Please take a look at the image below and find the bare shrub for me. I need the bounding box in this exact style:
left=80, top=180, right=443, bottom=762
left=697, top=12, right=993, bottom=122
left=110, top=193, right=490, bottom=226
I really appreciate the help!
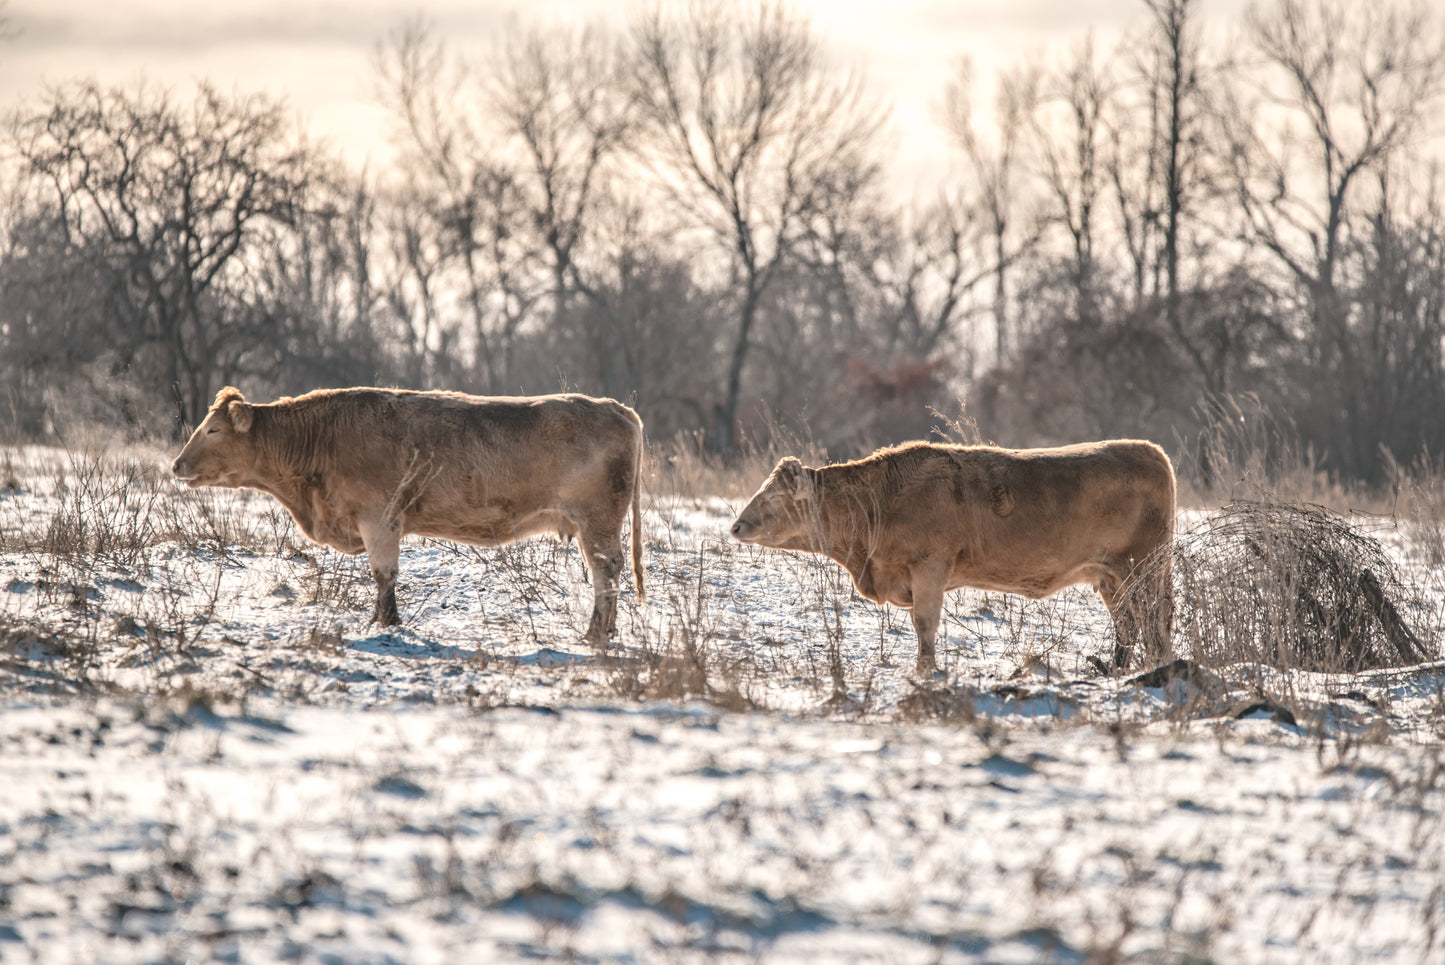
left=601, top=537, right=761, bottom=711
left=30, top=448, right=170, bottom=570
left=1169, top=498, right=1434, bottom=672
left=605, top=626, right=758, bottom=711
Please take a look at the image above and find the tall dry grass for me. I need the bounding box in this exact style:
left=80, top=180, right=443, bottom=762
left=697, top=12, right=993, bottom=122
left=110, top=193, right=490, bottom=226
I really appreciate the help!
left=1176, top=395, right=1366, bottom=510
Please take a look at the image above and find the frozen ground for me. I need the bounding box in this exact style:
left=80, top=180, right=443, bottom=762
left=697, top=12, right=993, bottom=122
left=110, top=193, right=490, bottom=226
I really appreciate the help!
left=2, top=443, right=1444, bottom=963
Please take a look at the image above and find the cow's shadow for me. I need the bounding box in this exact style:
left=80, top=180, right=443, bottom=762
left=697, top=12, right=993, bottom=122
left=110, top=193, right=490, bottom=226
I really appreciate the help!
left=349, top=632, right=605, bottom=669
left=350, top=632, right=483, bottom=662
left=513, top=646, right=597, bottom=668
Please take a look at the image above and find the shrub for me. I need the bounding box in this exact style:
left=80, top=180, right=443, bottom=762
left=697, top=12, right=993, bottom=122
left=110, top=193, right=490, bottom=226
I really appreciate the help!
left=1169, top=498, right=1433, bottom=672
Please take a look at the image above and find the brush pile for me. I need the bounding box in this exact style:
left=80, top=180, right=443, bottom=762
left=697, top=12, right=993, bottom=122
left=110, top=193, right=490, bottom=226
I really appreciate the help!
left=1171, top=499, right=1433, bottom=671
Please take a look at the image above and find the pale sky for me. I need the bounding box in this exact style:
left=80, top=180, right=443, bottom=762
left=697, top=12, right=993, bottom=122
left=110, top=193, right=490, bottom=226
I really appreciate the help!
left=0, top=0, right=1247, bottom=194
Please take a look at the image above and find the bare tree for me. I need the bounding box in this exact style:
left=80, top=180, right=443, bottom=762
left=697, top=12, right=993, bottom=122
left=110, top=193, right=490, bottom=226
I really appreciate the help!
left=1031, top=34, right=1115, bottom=315
left=629, top=0, right=886, bottom=453
left=11, top=81, right=313, bottom=431
left=486, top=18, right=636, bottom=329
left=246, top=167, right=398, bottom=392
left=865, top=195, right=995, bottom=372
left=557, top=194, right=723, bottom=432
left=1218, top=0, right=1445, bottom=475
left=0, top=204, right=113, bottom=436
left=374, top=20, right=542, bottom=391
left=1146, top=0, right=1201, bottom=320
left=1347, top=169, right=1445, bottom=477
left=1102, top=0, right=1276, bottom=399
left=943, top=59, right=1041, bottom=362
left=1225, top=0, right=1445, bottom=341
left=1108, top=0, right=1211, bottom=315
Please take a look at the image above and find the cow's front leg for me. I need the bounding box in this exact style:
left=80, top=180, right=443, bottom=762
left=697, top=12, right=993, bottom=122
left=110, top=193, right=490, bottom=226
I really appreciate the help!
left=360, top=515, right=403, bottom=627
left=908, top=560, right=949, bottom=677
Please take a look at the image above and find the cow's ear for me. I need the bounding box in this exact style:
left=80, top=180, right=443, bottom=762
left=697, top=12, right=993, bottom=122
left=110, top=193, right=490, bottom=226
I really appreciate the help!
left=227, top=400, right=254, bottom=434
left=775, top=457, right=814, bottom=501
left=793, top=464, right=816, bottom=503
left=775, top=457, right=803, bottom=488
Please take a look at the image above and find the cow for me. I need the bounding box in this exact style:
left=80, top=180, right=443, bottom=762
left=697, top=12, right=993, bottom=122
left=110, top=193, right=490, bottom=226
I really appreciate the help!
left=729, top=440, right=1175, bottom=675
left=171, top=386, right=645, bottom=646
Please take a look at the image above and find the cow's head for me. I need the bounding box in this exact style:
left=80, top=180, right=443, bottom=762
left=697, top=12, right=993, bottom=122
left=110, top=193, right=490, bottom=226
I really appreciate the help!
left=170, top=386, right=256, bottom=488
left=730, top=457, right=818, bottom=549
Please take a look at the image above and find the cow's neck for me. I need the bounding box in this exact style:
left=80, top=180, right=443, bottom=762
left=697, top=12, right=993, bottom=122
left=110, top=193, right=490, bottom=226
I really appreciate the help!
left=243, top=408, right=324, bottom=537
left=808, top=464, right=884, bottom=580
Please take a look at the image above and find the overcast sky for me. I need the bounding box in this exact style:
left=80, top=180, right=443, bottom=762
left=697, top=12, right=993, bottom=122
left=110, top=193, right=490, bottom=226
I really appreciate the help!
left=0, top=0, right=1247, bottom=193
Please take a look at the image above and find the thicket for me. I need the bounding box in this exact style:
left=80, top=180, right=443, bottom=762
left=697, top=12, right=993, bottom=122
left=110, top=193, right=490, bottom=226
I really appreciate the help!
left=3, top=0, right=1445, bottom=488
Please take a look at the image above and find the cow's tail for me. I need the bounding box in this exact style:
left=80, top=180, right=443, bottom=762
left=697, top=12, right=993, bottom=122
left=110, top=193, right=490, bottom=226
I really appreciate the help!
left=630, top=411, right=646, bottom=605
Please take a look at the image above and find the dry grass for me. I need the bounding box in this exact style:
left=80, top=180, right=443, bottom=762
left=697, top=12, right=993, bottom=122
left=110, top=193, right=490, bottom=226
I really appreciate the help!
left=648, top=428, right=830, bottom=502
left=1177, top=395, right=1366, bottom=511
left=0, top=446, right=371, bottom=702
left=1389, top=449, right=1445, bottom=567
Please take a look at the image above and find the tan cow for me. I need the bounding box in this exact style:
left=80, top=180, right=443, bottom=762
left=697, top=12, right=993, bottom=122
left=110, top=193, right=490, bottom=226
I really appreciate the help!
left=730, top=440, right=1175, bottom=675
left=172, top=386, right=644, bottom=645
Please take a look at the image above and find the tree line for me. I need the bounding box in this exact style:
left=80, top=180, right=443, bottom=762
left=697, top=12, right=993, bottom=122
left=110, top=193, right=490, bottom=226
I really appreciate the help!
left=2, top=0, right=1444, bottom=484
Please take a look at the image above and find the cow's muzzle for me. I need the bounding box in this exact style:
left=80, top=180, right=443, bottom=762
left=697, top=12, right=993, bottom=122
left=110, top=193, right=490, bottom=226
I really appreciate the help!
left=170, top=457, right=203, bottom=485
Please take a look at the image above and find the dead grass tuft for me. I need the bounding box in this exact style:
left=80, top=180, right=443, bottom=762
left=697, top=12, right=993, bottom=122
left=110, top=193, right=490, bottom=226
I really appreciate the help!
left=604, top=634, right=758, bottom=711
left=1389, top=449, right=1445, bottom=567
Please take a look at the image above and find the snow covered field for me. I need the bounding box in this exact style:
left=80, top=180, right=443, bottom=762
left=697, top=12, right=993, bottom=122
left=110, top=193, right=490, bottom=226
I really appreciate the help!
left=2, top=443, right=1444, bottom=963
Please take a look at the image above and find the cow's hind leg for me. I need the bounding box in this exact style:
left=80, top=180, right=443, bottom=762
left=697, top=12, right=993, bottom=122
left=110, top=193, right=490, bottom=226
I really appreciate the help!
left=1096, top=572, right=1138, bottom=673
left=360, top=516, right=403, bottom=627
left=1136, top=550, right=1174, bottom=665
left=579, top=526, right=625, bottom=649
left=1100, top=551, right=1174, bottom=672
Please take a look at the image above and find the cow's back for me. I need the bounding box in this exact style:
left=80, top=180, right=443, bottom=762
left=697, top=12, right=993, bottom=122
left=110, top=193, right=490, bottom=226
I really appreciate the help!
left=968, top=440, right=1173, bottom=540
left=254, top=388, right=641, bottom=547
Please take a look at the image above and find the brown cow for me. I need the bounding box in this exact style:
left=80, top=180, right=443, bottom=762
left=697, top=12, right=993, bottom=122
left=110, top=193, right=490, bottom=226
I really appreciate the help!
left=172, top=386, right=644, bottom=645
left=729, top=440, right=1174, bottom=675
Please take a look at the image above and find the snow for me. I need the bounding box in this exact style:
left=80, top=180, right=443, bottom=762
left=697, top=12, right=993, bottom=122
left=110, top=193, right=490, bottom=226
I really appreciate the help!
left=1, top=443, right=1444, bottom=963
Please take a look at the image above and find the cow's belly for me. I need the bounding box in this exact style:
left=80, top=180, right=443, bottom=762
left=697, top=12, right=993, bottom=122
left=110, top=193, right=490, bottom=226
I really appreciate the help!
left=409, top=506, right=575, bottom=547
left=855, top=555, right=1109, bottom=611
left=948, top=558, right=1110, bottom=599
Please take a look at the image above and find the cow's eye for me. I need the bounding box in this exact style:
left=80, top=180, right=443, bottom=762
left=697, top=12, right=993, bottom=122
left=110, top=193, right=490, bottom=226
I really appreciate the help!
left=206, top=427, right=220, bottom=435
